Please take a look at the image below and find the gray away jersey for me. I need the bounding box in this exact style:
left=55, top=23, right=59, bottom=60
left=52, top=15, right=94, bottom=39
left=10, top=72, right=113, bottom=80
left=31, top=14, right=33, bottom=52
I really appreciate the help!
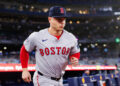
left=24, top=28, right=80, bottom=78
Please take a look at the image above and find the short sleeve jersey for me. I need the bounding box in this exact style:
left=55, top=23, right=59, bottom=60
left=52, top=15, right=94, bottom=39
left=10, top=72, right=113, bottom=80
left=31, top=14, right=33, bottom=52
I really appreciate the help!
left=24, top=28, right=80, bottom=78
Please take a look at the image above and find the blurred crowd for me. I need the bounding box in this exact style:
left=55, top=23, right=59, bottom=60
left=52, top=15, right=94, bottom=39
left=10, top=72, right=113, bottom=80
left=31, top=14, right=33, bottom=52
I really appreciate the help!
left=0, top=52, right=120, bottom=66
left=0, top=54, right=36, bottom=64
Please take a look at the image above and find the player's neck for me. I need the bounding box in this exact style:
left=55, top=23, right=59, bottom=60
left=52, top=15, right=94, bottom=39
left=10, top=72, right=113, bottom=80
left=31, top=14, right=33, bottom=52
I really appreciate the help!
left=48, top=27, right=63, bottom=36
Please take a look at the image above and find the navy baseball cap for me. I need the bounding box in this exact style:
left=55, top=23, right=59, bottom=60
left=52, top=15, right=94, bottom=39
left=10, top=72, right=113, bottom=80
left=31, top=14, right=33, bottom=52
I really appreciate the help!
left=48, top=6, right=68, bottom=17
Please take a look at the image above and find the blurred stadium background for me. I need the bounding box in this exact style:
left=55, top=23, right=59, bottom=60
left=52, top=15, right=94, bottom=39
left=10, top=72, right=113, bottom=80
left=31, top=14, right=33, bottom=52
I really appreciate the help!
left=0, top=0, right=120, bottom=86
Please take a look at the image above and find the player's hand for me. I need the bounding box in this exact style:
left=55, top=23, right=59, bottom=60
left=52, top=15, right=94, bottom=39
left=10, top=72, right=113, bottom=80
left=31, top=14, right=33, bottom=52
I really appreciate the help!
left=22, top=68, right=31, bottom=83
left=70, top=57, right=79, bottom=67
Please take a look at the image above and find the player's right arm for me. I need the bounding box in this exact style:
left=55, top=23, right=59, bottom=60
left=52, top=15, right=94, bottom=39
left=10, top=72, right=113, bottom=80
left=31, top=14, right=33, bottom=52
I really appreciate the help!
left=20, top=32, right=36, bottom=83
left=20, top=45, right=31, bottom=83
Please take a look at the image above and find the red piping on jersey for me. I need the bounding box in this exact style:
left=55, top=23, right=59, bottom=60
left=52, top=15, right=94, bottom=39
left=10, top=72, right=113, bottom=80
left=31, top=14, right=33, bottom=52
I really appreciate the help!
left=69, top=52, right=80, bottom=60
left=37, top=74, right=40, bottom=86
left=20, top=45, right=29, bottom=68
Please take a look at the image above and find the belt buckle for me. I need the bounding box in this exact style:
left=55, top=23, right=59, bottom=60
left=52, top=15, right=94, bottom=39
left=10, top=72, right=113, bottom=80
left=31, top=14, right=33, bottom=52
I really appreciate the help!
left=56, top=78, right=59, bottom=81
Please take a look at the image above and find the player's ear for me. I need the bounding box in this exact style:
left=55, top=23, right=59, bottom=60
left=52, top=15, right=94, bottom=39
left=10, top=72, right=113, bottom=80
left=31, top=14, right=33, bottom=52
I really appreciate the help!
left=48, top=17, right=51, bottom=22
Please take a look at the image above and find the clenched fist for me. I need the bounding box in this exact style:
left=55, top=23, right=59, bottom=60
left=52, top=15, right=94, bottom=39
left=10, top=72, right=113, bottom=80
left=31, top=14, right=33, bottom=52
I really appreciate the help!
left=22, top=68, right=31, bottom=83
left=70, top=57, right=79, bottom=66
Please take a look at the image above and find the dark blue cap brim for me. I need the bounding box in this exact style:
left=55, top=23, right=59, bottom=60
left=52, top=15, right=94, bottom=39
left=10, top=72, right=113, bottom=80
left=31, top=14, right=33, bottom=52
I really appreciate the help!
left=49, top=15, right=69, bottom=18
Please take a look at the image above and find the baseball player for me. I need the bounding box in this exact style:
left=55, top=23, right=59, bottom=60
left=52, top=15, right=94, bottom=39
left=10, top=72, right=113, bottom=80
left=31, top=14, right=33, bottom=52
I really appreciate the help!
left=20, top=6, right=80, bottom=86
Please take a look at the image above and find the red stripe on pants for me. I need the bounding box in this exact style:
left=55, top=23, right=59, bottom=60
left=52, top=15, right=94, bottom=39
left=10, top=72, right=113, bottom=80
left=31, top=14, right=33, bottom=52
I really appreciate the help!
left=37, top=74, right=40, bottom=86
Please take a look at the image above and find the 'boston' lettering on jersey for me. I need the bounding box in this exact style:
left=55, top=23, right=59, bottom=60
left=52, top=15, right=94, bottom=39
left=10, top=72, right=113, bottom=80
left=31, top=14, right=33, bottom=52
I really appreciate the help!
left=39, top=47, right=70, bottom=56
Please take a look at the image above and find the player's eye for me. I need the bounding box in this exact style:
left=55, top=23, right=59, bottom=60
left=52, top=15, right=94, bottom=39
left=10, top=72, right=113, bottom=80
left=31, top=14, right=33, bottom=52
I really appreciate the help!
left=55, top=18, right=65, bottom=22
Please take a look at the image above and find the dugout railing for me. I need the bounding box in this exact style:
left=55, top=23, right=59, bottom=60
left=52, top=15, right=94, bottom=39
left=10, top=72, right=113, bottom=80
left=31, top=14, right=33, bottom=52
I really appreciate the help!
left=65, top=73, right=120, bottom=86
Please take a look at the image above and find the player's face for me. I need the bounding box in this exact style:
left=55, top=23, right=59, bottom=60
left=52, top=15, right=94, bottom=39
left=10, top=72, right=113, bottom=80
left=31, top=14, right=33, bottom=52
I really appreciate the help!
left=49, top=17, right=66, bottom=31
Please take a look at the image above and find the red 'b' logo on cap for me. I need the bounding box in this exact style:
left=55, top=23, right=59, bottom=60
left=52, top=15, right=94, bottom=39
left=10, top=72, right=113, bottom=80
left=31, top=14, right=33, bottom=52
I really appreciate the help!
left=60, top=8, right=64, bottom=13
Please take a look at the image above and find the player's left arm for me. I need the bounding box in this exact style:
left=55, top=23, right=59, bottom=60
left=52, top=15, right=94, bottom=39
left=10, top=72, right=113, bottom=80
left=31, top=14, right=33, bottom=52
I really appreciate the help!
left=69, top=37, right=80, bottom=66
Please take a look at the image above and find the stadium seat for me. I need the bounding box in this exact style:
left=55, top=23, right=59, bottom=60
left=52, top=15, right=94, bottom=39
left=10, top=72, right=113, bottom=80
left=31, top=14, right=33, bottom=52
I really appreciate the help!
left=64, top=83, right=69, bottom=86
left=78, top=76, right=94, bottom=86
left=68, top=77, right=79, bottom=86
left=106, top=79, right=112, bottom=86
left=114, top=77, right=120, bottom=86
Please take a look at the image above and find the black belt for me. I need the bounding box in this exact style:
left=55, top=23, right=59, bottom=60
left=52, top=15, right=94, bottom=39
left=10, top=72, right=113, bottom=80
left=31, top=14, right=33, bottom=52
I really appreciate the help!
left=38, top=71, right=61, bottom=81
